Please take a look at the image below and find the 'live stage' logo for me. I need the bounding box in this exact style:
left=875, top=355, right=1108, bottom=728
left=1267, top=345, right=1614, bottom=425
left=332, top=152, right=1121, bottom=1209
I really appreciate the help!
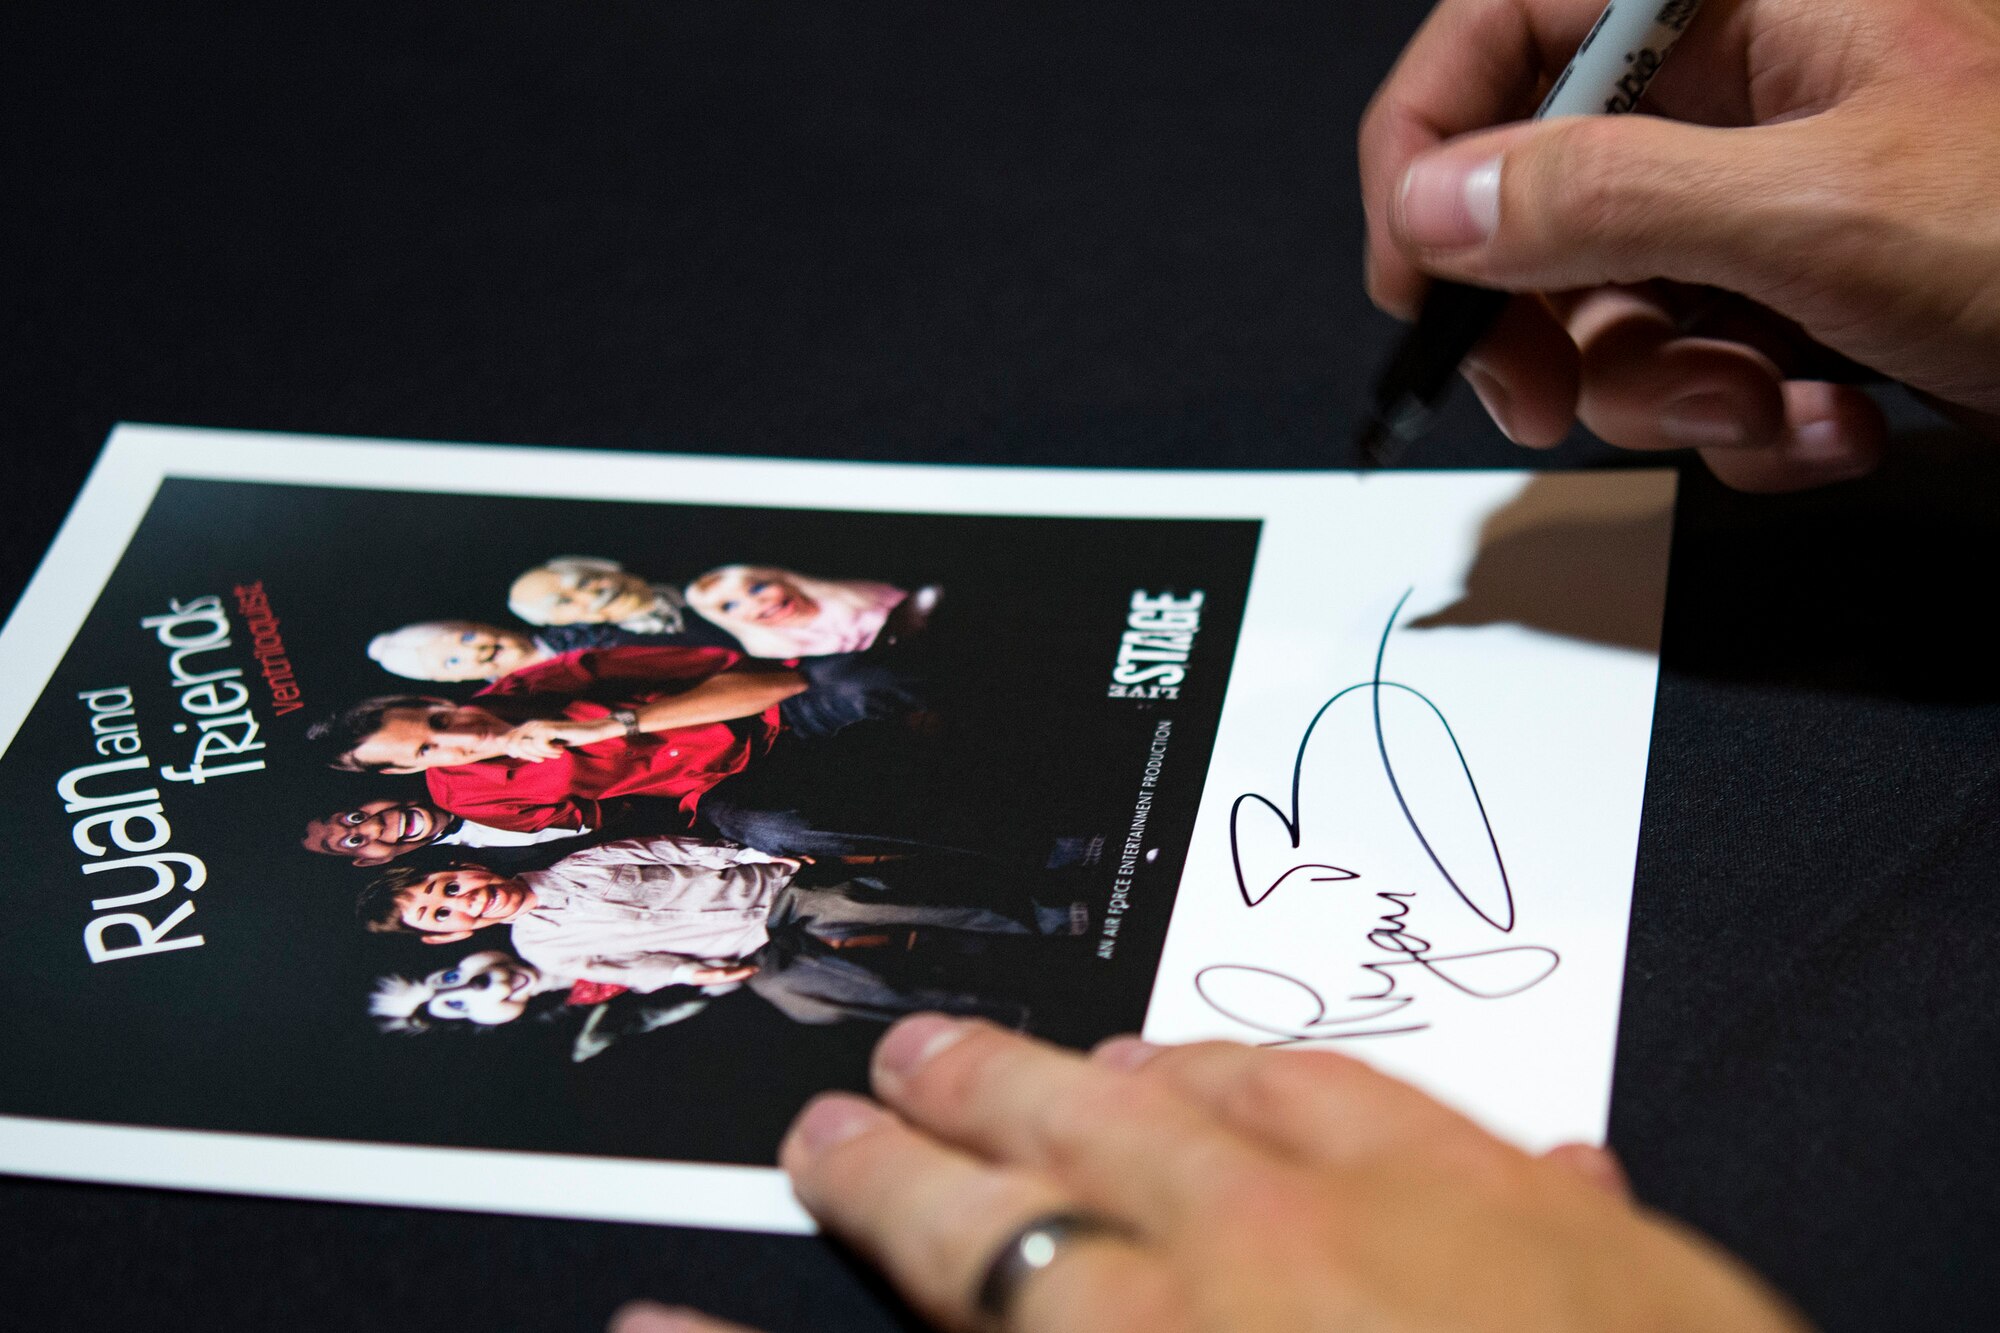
left=1106, top=590, right=1204, bottom=700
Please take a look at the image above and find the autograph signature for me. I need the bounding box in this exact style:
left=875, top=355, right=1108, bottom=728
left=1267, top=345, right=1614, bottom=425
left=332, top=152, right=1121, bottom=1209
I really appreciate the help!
left=1197, top=591, right=1559, bottom=1043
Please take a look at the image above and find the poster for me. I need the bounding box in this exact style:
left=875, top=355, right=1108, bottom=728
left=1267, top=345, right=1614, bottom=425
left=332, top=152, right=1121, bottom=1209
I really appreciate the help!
left=0, top=425, right=1673, bottom=1230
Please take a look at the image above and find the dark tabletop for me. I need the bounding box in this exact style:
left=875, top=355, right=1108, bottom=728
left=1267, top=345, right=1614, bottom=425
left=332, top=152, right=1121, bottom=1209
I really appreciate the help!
left=5, top=3, right=1995, bottom=1329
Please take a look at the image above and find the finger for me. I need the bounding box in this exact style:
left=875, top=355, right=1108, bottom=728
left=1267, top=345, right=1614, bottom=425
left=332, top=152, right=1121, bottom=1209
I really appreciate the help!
left=867, top=1015, right=1291, bottom=1234
left=1562, top=285, right=1788, bottom=452
left=1089, top=1038, right=1494, bottom=1170
left=1540, top=1142, right=1633, bottom=1200
left=1666, top=286, right=1845, bottom=378
left=1388, top=114, right=1848, bottom=314
left=781, top=1093, right=1183, bottom=1333
left=1360, top=0, right=1618, bottom=317
left=1461, top=293, right=1581, bottom=447
left=1698, top=380, right=1886, bottom=492
left=609, top=1302, right=765, bottom=1333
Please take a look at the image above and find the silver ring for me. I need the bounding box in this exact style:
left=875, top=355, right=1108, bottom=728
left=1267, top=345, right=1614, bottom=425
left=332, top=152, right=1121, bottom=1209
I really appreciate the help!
left=974, top=1209, right=1132, bottom=1325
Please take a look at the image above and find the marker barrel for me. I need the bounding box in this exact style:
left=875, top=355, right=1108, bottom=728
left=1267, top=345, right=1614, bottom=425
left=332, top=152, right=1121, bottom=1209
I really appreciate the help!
left=1539, top=0, right=1701, bottom=119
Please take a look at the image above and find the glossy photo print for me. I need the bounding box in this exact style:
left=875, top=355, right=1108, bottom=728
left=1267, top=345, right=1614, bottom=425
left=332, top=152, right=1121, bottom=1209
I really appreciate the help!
left=0, top=426, right=1673, bottom=1230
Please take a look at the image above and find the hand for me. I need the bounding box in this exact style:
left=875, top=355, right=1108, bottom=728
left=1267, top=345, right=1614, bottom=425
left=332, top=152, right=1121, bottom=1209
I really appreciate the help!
left=501, top=717, right=619, bottom=761
left=1362, top=0, right=2000, bottom=491
left=612, top=1018, right=1805, bottom=1333
left=685, top=963, right=758, bottom=986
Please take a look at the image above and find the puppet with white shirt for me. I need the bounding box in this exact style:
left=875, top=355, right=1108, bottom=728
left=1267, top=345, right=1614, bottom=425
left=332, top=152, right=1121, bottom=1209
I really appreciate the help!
left=367, top=949, right=710, bottom=1061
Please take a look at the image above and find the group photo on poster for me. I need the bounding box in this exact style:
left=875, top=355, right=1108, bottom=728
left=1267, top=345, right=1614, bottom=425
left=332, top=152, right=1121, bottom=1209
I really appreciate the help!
left=0, top=470, right=1256, bottom=1167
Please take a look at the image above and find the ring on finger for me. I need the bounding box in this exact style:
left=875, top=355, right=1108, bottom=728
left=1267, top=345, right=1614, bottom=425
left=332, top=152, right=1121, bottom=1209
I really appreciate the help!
left=974, top=1210, right=1135, bottom=1329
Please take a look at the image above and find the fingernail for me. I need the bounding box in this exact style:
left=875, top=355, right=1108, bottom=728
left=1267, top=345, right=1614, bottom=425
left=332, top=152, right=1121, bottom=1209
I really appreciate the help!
left=1462, top=360, right=1519, bottom=443
left=609, top=1302, right=708, bottom=1333
left=785, top=1093, right=886, bottom=1163
left=872, top=1013, right=971, bottom=1093
left=1661, top=393, right=1749, bottom=448
left=1398, top=154, right=1501, bottom=250
left=1790, top=417, right=1847, bottom=463
left=1786, top=416, right=1877, bottom=479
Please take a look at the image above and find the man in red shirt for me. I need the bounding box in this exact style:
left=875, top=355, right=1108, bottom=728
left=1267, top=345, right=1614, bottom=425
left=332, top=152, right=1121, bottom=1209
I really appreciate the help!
left=312, top=646, right=801, bottom=834
left=310, top=645, right=955, bottom=858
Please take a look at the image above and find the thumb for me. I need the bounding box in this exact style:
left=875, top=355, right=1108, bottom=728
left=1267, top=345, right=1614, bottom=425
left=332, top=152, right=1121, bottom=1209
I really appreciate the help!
left=1391, top=115, right=1832, bottom=305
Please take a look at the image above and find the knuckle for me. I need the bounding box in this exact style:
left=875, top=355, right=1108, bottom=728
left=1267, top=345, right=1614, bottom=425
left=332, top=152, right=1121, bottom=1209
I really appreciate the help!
left=1029, top=1073, right=1166, bottom=1171
left=1355, top=89, right=1413, bottom=181
left=1221, top=1049, right=1372, bottom=1134
left=1234, top=1049, right=1357, bottom=1113
left=1355, top=97, right=1390, bottom=171
left=1222, top=1057, right=1320, bottom=1129
left=1171, top=1134, right=1303, bottom=1226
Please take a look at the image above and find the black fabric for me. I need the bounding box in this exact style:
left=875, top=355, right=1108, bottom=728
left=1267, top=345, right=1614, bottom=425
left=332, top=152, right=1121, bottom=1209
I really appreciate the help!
left=3, top=3, right=1994, bottom=1330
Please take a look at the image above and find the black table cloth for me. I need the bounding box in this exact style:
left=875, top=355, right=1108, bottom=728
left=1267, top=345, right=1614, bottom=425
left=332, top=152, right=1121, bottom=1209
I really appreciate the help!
left=4, top=4, right=1994, bottom=1329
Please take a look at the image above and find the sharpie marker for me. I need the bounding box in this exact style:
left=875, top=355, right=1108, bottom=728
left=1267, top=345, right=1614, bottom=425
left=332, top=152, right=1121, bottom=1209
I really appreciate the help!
left=1355, top=0, right=1706, bottom=467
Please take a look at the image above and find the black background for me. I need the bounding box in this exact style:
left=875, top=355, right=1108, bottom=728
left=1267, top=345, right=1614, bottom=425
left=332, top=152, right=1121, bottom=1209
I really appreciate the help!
left=4, top=2, right=1996, bottom=1330
left=0, top=474, right=1253, bottom=1164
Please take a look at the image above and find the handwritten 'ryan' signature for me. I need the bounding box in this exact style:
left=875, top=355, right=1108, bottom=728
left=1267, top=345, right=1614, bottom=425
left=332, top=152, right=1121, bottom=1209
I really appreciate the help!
left=1196, top=591, right=1559, bottom=1043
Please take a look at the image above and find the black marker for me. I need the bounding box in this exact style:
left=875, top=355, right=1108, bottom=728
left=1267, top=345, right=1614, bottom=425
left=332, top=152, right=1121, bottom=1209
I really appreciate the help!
left=1356, top=0, right=1706, bottom=467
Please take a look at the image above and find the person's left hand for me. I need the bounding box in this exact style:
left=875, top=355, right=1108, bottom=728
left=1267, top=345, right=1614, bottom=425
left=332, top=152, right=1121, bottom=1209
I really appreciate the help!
left=609, top=1016, right=1804, bottom=1333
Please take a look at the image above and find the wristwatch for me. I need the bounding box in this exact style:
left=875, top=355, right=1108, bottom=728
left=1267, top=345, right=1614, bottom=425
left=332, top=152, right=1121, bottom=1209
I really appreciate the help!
left=610, top=707, right=643, bottom=738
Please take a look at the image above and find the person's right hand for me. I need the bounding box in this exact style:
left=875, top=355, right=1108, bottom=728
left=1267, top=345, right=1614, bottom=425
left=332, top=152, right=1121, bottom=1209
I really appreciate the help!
left=1362, top=0, right=2000, bottom=491
left=502, top=717, right=619, bottom=762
